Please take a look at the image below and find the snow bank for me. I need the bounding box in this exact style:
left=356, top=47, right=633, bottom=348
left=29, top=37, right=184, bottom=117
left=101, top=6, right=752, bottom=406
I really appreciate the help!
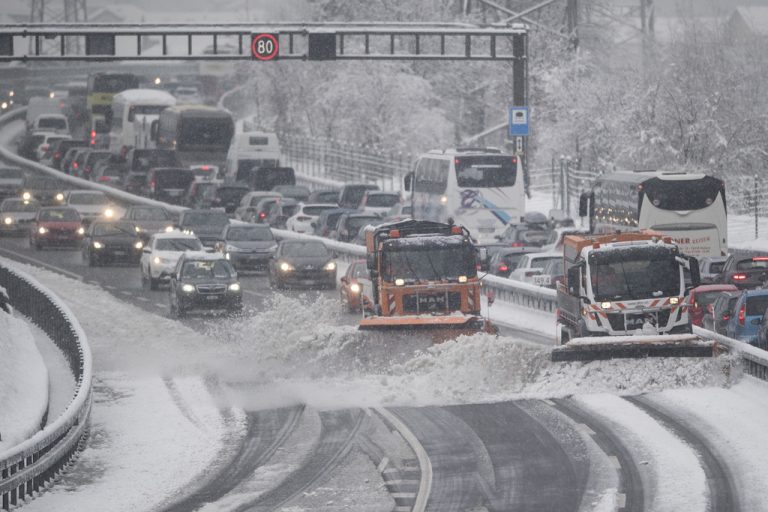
left=576, top=394, right=707, bottom=512
left=0, top=310, right=49, bottom=449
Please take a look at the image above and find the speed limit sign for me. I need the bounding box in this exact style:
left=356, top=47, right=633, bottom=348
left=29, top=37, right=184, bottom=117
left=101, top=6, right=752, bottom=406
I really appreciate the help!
left=251, top=33, right=279, bottom=61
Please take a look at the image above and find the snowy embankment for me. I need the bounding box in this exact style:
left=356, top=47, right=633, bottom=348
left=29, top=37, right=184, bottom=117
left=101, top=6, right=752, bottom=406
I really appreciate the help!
left=0, top=306, right=49, bottom=450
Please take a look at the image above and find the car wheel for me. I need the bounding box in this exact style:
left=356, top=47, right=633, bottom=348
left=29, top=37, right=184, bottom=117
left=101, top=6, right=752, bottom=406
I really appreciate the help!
left=149, top=276, right=159, bottom=291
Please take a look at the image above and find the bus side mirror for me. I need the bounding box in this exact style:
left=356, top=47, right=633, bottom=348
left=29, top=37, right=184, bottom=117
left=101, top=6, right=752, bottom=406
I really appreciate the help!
left=688, top=257, right=701, bottom=288
left=150, top=120, right=159, bottom=142
left=578, top=192, right=590, bottom=218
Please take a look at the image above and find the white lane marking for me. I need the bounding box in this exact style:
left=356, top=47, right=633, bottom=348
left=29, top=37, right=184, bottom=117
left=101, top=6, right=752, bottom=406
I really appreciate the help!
left=136, top=296, right=150, bottom=302
left=608, top=455, right=621, bottom=469
left=390, top=493, right=417, bottom=499
left=374, top=408, right=432, bottom=512
left=119, top=290, right=132, bottom=296
left=0, top=246, right=82, bottom=280
left=385, top=479, right=421, bottom=486
left=377, top=457, right=390, bottom=472
left=155, top=303, right=165, bottom=308
left=575, top=422, right=596, bottom=436
left=543, top=399, right=556, bottom=406
left=616, top=493, right=627, bottom=508
left=104, top=285, right=117, bottom=290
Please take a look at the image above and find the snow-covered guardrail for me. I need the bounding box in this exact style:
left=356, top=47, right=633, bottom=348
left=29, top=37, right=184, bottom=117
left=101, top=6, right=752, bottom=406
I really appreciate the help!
left=0, top=262, right=92, bottom=511
left=693, top=326, right=768, bottom=381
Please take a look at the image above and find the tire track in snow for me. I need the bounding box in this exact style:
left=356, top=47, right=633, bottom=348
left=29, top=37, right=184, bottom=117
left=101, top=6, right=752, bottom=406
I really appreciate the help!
left=625, top=396, right=739, bottom=512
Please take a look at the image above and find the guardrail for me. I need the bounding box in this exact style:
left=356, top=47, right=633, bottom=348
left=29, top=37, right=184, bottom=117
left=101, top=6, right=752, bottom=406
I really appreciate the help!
left=0, top=262, right=93, bottom=511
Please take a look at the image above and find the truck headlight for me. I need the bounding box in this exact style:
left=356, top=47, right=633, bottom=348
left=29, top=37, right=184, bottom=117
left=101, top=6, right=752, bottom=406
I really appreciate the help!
left=181, top=283, right=195, bottom=293
left=324, top=261, right=336, bottom=271
left=350, top=283, right=361, bottom=293
left=601, top=301, right=612, bottom=309
left=55, top=193, right=64, bottom=202
left=3, top=217, right=12, bottom=225
left=104, top=208, right=114, bottom=218
left=22, top=192, right=31, bottom=200
left=38, top=226, right=48, bottom=234
left=77, top=226, right=85, bottom=235
left=395, top=278, right=405, bottom=286
left=669, top=297, right=680, bottom=305
left=134, top=241, right=144, bottom=249
left=279, top=262, right=294, bottom=272
left=229, top=283, right=241, bottom=292
left=93, top=241, right=103, bottom=249
left=458, top=275, right=468, bottom=283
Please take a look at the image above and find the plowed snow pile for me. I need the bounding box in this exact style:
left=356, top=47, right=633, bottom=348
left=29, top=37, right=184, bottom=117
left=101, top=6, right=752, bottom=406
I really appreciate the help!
left=204, top=295, right=735, bottom=410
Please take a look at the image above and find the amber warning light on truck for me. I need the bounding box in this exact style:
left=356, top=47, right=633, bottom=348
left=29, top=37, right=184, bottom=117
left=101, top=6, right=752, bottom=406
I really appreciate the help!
left=251, top=33, right=279, bottom=61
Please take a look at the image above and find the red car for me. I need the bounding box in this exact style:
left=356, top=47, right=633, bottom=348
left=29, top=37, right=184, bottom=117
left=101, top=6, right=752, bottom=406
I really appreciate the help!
left=339, top=259, right=371, bottom=313
left=687, top=284, right=739, bottom=327
left=30, top=206, right=85, bottom=250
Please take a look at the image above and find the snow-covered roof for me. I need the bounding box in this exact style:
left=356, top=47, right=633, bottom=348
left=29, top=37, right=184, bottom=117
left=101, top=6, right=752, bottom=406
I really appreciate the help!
left=113, top=89, right=176, bottom=105
left=150, top=231, right=199, bottom=241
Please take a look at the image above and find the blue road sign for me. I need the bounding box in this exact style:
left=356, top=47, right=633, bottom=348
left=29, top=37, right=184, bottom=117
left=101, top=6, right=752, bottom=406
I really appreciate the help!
left=509, top=106, right=529, bottom=137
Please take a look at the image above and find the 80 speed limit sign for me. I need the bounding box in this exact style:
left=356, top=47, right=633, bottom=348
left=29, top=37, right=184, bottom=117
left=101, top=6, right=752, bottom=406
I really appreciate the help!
left=251, top=33, right=279, bottom=61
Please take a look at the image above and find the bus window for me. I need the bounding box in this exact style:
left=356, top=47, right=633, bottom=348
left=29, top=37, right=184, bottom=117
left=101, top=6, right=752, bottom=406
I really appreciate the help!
left=642, top=176, right=723, bottom=211
left=455, top=156, right=517, bottom=188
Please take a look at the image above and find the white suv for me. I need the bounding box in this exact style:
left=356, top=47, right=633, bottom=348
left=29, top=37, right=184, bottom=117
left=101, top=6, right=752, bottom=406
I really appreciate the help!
left=285, top=203, right=338, bottom=234
left=140, top=231, right=206, bottom=290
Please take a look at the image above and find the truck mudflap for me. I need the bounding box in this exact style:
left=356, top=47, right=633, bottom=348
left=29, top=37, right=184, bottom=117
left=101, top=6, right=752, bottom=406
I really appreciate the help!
left=551, top=334, right=718, bottom=362
left=359, top=315, right=497, bottom=341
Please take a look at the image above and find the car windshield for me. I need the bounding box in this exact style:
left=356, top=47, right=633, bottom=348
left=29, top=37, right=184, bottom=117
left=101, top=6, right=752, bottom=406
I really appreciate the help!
left=590, top=248, right=681, bottom=301
left=182, top=260, right=234, bottom=279
left=184, top=212, right=229, bottom=227
left=382, top=244, right=477, bottom=281
left=708, top=262, right=725, bottom=274
left=695, top=291, right=726, bottom=308
left=736, top=259, right=768, bottom=270
left=0, top=169, right=24, bottom=180
left=282, top=242, right=329, bottom=257
left=227, top=227, right=274, bottom=242
left=216, top=187, right=249, bottom=201
left=746, top=295, right=768, bottom=316
left=2, top=200, right=39, bottom=212
left=26, top=179, right=60, bottom=190
left=303, top=205, right=336, bottom=216
left=69, top=193, right=109, bottom=205
left=155, top=238, right=203, bottom=251
left=131, top=207, right=170, bottom=221
left=179, top=118, right=232, bottom=147
left=39, top=209, right=79, bottom=221
left=366, top=194, right=400, bottom=207
left=93, top=222, right=136, bottom=236
left=38, top=117, right=66, bottom=129
left=530, top=256, right=561, bottom=269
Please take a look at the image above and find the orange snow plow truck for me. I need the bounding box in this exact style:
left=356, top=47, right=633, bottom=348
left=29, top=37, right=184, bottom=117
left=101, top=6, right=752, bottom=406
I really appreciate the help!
left=359, top=219, right=496, bottom=339
left=552, top=231, right=717, bottom=361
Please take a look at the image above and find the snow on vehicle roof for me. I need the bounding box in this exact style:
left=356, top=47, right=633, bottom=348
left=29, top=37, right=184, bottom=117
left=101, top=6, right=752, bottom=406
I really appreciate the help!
left=151, top=231, right=199, bottom=240
left=181, top=252, right=227, bottom=262
left=386, top=234, right=468, bottom=248
left=113, top=89, right=176, bottom=104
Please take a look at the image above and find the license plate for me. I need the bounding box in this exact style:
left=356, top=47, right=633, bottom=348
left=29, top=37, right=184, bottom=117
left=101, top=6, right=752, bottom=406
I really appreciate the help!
left=533, top=275, right=551, bottom=285
left=205, top=295, right=221, bottom=301
left=302, top=279, right=317, bottom=284
left=113, top=250, right=126, bottom=256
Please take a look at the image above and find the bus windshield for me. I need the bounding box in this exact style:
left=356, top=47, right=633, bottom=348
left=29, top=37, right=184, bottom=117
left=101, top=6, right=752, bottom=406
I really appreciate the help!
left=642, top=176, right=723, bottom=211
left=590, top=247, right=681, bottom=301
left=179, top=118, right=233, bottom=148
left=456, top=155, right=517, bottom=188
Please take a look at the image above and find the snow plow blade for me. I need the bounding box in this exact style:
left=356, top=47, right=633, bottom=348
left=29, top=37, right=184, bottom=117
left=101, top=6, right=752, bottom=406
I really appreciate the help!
left=359, top=315, right=496, bottom=340
left=551, top=334, right=717, bottom=362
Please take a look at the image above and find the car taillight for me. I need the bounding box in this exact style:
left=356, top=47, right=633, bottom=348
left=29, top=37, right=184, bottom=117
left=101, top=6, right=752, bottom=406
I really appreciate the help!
left=259, top=212, right=266, bottom=219
left=41, top=144, right=49, bottom=151
left=73, top=162, right=79, bottom=169
left=511, top=242, right=524, bottom=247
left=738, top=303, right=746, bottom=326
left=54, top=151, right=61, bottom=159
left=150, top=180, right=156, bottom=191
left=733, top=273, right=748, bottom=281
left=85, top=165, right=92, bottom=173
left=98, top=176, right=110, bottom=182
left=498, top=265, right=509, bottom=272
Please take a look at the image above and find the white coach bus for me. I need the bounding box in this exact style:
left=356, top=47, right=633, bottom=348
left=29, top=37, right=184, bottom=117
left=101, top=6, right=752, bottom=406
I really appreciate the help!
left=410, top=147, right=525, bottom=243
left=109, top=89, right=176, bottom=153
left=580, top=170, right=727, bottom=258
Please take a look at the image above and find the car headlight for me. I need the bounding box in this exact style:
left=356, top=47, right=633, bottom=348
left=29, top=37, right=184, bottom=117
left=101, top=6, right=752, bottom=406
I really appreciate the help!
left=1, top=102, right=7, bottom=110
left=229, top=283, right=241, bottom=292
left=279, top=261, right=294, bottom=272
left=153, top=256, right=171, bottom=265
left=3, top=217, right=12, bottom=225
left=104, top=208, right=114, bottom=218
left=135, top=226, right=142, bottom=233
left=38, top=226, right=48, bottom=234
left=55, top=193, right=64, bottom=202
left=22, top=192, right=31, bottom=200
left=164, top=225, right=174, bottom=233
left=181, top=283, right=195, bottom=293
left=350, top=283, right=361, bottom=293
left=77, top=226, right=85, bottom=235
left=92, top=241, right=103, bottom=249
left=324, top=261, right=336, bottom=271
left=225, top=253, right=230, bottom=260
left=134, top=241, right=143, bottom=249
left=669, top=297, right=680, bottom=305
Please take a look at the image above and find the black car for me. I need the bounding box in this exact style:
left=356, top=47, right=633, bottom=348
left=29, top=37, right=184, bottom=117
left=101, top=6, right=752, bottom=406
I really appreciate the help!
left=21, top=177, right=65, bottom=206
left=0, top=167, right=24, bottom=200
left=705, top=291, right=740, bottom=335
left=143, top=167, right=195, bottom=204
left=216, top=224, right=276, bottom=271
left=488, top=247, right=538, bottom=277
left=82, top=220, right=144, bottom=266
left=177, top=209, right=230, bottom=247
left=268, top=240, right=337, bottom=289
left=51, top=139, right=88, bottom=170
left=211, top=183, right=251, bottom=214
left=169, top=253, right=242, bottom=317
left=497, top=223, right=552, bottom=248
left=718, top=255, right=768, bottom=290
left=330, top=212, right=381, bottom=243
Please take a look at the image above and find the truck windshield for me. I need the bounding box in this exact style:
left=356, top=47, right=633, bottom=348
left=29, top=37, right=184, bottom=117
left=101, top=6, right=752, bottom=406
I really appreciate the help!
left=382, top=244, right=477, bottom=282
left=590, top=250, right=680, bottom=301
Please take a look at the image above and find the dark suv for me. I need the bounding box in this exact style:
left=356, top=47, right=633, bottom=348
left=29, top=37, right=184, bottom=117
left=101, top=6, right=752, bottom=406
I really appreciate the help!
left=718, top=255, right=768, bottom=289
left=143, top=167, right=195, bottom=204
left=169, top=253, right=242, bottom=317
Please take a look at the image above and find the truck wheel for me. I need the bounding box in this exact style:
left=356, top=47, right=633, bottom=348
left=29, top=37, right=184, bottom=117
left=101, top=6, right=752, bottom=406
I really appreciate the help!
left=559, top=325, right=571, bottom=345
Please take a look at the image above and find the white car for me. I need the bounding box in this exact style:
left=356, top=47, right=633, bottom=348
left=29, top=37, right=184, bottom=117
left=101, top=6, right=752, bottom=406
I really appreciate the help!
left=64, top=190, right=123, bottom=223
left=174, top=86, right=203, bottom=105
left=285, top=203, right=338, bottom=234
left=140, top=231, right=206, bottom=290
left=358, top=191, right=401, bottom=217
left=508, top=252, right=562, bottom=285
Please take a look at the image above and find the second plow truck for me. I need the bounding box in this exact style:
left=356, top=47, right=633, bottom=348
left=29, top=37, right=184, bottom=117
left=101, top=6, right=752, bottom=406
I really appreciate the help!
left=553, top=231, right=716, bottom=361
left=359, top=219, right=496, bottom=340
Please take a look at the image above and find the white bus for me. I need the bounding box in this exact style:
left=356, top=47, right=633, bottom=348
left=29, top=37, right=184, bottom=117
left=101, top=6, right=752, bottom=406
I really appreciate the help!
left=154, top=105, right=234, bottom=169
left=109, top=89, right=176, bottom=153
left=580, top=170, right=727, bottom=258
left=410, top=148, right=525, bottom=243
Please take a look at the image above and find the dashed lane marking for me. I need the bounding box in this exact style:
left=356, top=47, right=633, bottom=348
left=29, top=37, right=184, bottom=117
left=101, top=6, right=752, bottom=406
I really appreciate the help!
left=104, top=285, right=117, bottom=290
left=608, top=455, right=622, bottom=469
left=617, top=493, right=627, bottom=508
left=155, top=303, right=165, bottom=308
left=119, top=290, right=132, bottom=296
left=575, top=422, right=596, bottom=436
left=136, top=296, right=150, bottom=302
